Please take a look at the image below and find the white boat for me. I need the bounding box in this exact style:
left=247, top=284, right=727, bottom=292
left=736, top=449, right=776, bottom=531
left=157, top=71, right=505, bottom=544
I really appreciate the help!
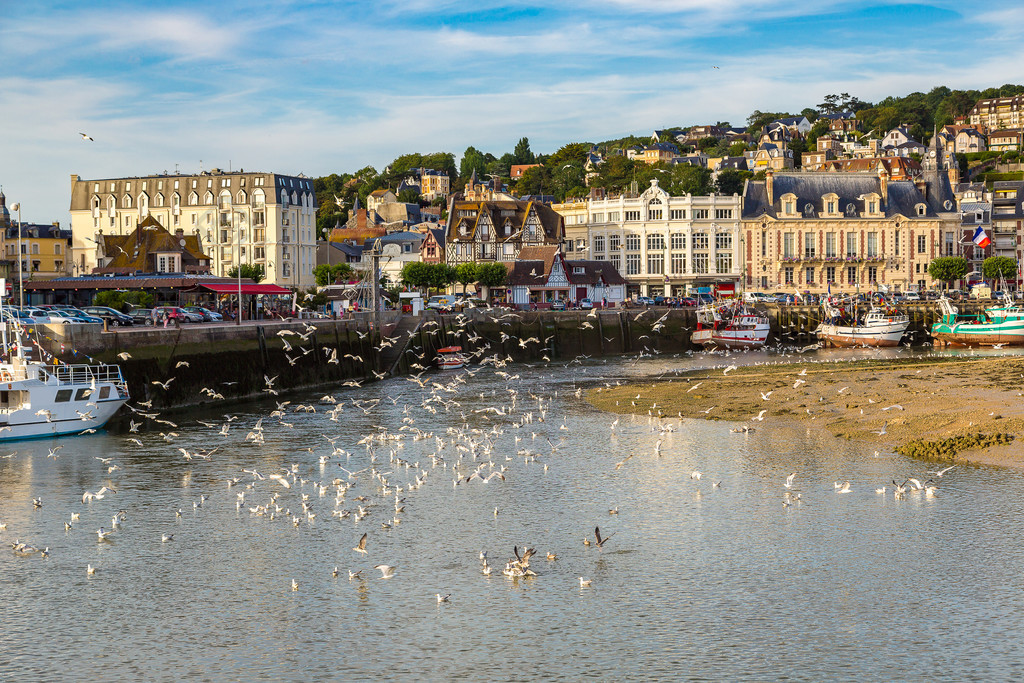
left=0, top=320, right=129, bottom=440
left=437, top=346, right=467, bottom=370
left=691, top=301, right=770, bottom=349
left=816, top=298, right=909, bottom=348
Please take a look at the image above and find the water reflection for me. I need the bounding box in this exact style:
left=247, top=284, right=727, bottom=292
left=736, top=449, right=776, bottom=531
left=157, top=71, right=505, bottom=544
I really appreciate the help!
left=2, top=350, right=1024, bottom=679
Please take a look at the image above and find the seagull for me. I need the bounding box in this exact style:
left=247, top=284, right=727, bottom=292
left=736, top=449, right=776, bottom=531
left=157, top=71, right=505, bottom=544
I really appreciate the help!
left=785, top=472, right=796, bottom=489
left=752, top=410, right=767, bottom=422
left=928, top=465, right=956, bottom=478
left=161, top=533, right=174, bottom=542
left=97, top=526, right=115, bottom=541
left=151, top=378, right=175, bottom=390
left=579, top=577, right=593, bottom=587
left=117, top=352, right=132, bottom=360
left=436, top=593, right=451, bottom=603
left=837, top=481, right=851, bottom=493
left=690, top=471, right=702, bottom=480
left=872, top=422, right=888, bottom=436
left=593, top=526, right=614, bottom=549
left=87, top=564, right=97, bottom=575
left=374, top=564, right=396, bottom=579
left=80, top=132, right=94, bottom=141
left=760, top=391, right=773, bottom=401
left=292, top=579, right=299, bottom=591
left=353, top=532, right=368, bottom=554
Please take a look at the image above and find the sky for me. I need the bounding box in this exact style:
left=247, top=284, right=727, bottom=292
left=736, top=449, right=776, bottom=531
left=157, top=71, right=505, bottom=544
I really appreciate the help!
left=3, top=0, right=1024, bottom=223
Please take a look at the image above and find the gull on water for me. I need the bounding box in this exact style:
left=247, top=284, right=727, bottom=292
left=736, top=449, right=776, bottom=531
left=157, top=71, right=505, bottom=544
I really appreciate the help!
left=375, top=564, right=396, bottom=579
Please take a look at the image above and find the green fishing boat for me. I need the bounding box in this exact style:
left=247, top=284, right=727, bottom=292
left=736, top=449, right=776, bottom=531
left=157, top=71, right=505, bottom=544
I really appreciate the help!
left=931, top=294, right=1024, bottom=346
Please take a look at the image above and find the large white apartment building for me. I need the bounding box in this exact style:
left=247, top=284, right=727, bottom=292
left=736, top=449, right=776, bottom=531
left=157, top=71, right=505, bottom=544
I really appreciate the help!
left=558, top=180, right=743, bottom=298
left=69, top=169, right=318, bottom=289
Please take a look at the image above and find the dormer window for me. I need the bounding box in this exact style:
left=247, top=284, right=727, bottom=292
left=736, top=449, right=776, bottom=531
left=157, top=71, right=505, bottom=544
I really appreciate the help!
left=916, top=203, right=927, bottom=217
left=573, top=266, right=585, bottom=275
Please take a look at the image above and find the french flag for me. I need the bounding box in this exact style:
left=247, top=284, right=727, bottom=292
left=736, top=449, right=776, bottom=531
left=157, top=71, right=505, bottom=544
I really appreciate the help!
left=973, top=226, right=991, bottom=248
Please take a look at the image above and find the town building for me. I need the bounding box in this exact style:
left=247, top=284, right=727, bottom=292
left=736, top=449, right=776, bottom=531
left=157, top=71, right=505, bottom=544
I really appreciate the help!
left=740, top=137, right=961, bottom=295
left=420, top=227, right=446, bottom=264
left=505, top=245, right=626, bottom=307
left=445, top=173, right=564, bottom=267
left=510, top=164, right=542, bottom=180
left=959, top=197, right=992, bottom=280
left=990, top=181, right=1024, bottom=271
left=93, top=215, right=210, bottom=274
left=988, top=129, right=1023, bottom=152
left=969, top=95, right=1024, bottom=131
left=361, top=231, right=425, bottom=286
left=582, top=179, right=743, bottom=299
left=68, top=170, right=318, bottom=290
left=637, top=143, right=679, bottom=165
left=0, top=191, right=69, bottom=284
left=817, top=157, right=922, bottom=182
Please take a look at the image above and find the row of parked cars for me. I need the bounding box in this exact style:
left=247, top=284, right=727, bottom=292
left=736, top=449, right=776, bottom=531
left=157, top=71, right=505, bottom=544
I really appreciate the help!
left=0, top=304, right=224, bottom=326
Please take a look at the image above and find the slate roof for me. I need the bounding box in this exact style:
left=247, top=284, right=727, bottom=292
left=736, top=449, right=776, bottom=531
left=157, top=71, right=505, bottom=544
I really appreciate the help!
left=742, top=172, right=955, bottom=219
left=564, top=260, right=627, bottom=286
left=5, top=223, right=71, bottom=240
left=96, top=215, right=209, bottom=273
left=448, top=199, right=563, bottom=245
left=820, top=111, right=856, bottom=120
left=506, top=260, right=550, bottom=286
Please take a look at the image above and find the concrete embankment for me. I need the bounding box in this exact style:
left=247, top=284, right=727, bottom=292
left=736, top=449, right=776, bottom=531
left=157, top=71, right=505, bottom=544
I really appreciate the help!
left=35, top=313, right=399, bottom=410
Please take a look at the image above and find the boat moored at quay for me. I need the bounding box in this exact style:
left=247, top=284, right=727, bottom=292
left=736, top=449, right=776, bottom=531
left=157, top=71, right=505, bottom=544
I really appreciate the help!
left=691, top=301, right=771, bottom=350
left=815, top=297, right=909, bottom=348
left=931, top=295, right=1024, bottom=347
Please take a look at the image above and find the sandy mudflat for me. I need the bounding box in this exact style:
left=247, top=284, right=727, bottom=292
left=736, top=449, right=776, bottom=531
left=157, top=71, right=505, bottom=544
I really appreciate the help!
left=587, top=356, right=1024, bottom=468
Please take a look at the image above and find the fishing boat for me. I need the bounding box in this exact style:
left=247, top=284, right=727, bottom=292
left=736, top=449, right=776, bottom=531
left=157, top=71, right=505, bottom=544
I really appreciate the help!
left=0, top=318, right=129, bottom=440
left=931, top=294, right=1024, bottom=346
left=437, top=346, right=467, bottom=370
left=815, top=297, right=909, bottom=347
left=691, top=300, right=770, bottom=350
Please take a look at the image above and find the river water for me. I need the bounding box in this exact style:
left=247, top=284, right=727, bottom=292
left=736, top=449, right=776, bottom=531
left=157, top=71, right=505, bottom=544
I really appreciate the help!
left=3, top=349, right=1024, bottom=681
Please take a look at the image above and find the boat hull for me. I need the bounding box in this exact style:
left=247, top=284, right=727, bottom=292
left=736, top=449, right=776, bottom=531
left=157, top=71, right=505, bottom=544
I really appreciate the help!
left=0, top=397, right=126, bottom=440
left=817, top=323, right=908, bottom=348
left=691, top=328, right=769, bottom=350
left=931, top=323, right=1024, bottom=347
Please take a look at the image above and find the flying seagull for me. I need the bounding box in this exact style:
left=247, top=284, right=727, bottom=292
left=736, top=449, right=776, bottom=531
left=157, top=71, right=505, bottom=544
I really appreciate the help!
left=80, top=132, right=94, bottom=141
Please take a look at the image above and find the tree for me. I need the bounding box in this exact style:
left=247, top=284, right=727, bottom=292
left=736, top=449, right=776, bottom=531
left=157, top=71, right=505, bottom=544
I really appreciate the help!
left=983, top=256, right=1017, bottom=283
left=715, top=168, right=753, bottom=196
left=928, top=256, right=969, bottom=288
left=475, top=262, right=508, bottom=299
left=547, top=142, right=591, bottom=169
left=696, top=136, right=719, bottom=151
left=399, top=262, right=432, bottom=290
left=454, top=262, right=479, bottom=293
left=397, top=188, right=420, bottom=204
left=663, top=164, right=713, bottom=196
left=460, top=146, right=488, bottom=179
left=805, top=119, right=831, bottom=147
left=800, top=107, right=819, bottom=122
left=513, top=137, right=535, bottom=165
left=428, top=263, right=456, bottom=291
left=93, top=289, right=153, bottom=311
left=727, top=142, right=749, bottom=157
left=314, top=263, right=355, bottom=287
left=227, top=263, right=266, bottom=283
left=515, top=165, right=553, bottom=197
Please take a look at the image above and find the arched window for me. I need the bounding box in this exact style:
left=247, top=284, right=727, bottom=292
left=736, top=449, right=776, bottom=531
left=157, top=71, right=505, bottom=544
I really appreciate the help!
left=236, top=190, right=247, bottom=204
left=204, top=191, right=214, bottom=205
left=138, top=193, right=148, bottom=214
left=281, top=189, right=289, bottom=206
left=172, top=192, right=180, bottom=208
left=107, top=196, right=116, bottom=215
left=253, top=189, right=265, bottom=208
left=188, top=191, right=198, bottom=206
left=219, top=190, right=231, bottom=210
left=291, top=191, right=297, bottom=205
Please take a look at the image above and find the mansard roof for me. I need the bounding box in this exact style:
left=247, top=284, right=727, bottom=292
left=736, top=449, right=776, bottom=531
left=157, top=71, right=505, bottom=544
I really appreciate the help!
left=742, top=172, right=955, bottom=220
left=447, top=199, right=564, bottom=244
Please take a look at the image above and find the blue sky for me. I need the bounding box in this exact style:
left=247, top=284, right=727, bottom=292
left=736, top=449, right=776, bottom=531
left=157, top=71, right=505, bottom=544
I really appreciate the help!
left=3, top=0, right=1024, bottom=222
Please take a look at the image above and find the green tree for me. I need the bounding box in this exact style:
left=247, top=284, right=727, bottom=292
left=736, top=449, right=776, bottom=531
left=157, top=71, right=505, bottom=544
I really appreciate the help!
left=476, top=262, right=508, bottom=290
left=399, top=262, right=432, bottom=290
left=397, top=188, right=420, bottom=204
left=460, top=146, right=488, bottom=179
left=663, top=164, right=713, bottom=196
left=227, top=263, right=266, bottom=283
left=727, top=142, right=749, bottom=157
left=715, top=168, right=753, bottom=196
left=696, top=136, right=719, bottom=151
left=805, top=119, right=831, bottom=147
left=428, top=263, right=456, bottom=291
left=515, top=165, right=553, bottom=197
left=982, top=256, right=1017, bottom=283
left=454, top=262, right=479, bottom=293
left=547, top=142, right=591, bottom=169
left=314, top=263, right=355, bottom=287
left=513, top=137, right=535, bottom=165
left=928, top=256, right=969, bottom=288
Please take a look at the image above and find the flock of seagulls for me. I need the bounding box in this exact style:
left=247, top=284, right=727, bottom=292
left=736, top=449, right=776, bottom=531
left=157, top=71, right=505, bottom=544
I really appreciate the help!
left=0, top=308, right=979, bottom=612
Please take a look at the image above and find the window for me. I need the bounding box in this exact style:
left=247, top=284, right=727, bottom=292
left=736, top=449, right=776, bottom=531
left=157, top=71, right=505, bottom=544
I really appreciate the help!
left=608, top=211, right=620, bottom=222
left=784, top=267, right=794, bottom=284
left=867, top=232, right=878, bottom=257
left=825, top=232, right=836, bottom=257
left=99, top=386, right=110, bottom=400
left=649, top=209, right=663, bottom=220
left=670, top=209, right=685, bottom=220
left=783, top=232, right=795, bottom=258
left=591, top=213, right=605, bottom=223
left=761, top=231, right=767, bottom=257
left=74, top=388, right=91, bottom=401
left=626, top=234, right=641, bottom=251
left=609, top=235, right=621, bottom=251
left=671, top=252, right=685, bottom=274
left=693, top=209, right=709, bottom=219
left=894, top=230, right=900, bottom=256
left=826, top=266, right=836, bottom=282
left=692, top=233, right=709, bottom=250
left=31, top=244, right=39, bottom=255
left=55, top=390, right=72, bottom=402
left=827, top=201, right=836, bottom=214
left=716, top=252, right=733, bottom=274
left=945, top=232, right=955, bottom=256
left=917, top=235, right=927, bottom=253
left=868, top=266, right=878, bottom=283
left=805, top=267, right=815, bottom=285
left=594, top=236, right=605, bottom=253
left=54, top=244, right=61, bottom=255
left=123, top=195, right=132, bottom=208
left=785, top=200, right=795, bottom=214
left=625, top=210, right=641, bottom=222
left=715, top=209, right=732, bottom=219
left=647, top=234, right=665, bottom=250
left=716, top=234, right=732, bottom=250
left=647, top=253, right=664, bottom=274
left=847, top=233, right=857, bottom=257
left=188, top=192, right=198, bottom=206
left=802, top=231, right=814, bottom=258
left=671, top=233, right=685, bottom=250
left=869, top=200, right=877, bottom=214
left=847, top=266, right=857, bottom=285
left=692, top=253, right=708, bottom=274
left=626, top=253, right=641, bottom=275
left=610, top=253, right=621, bottom=271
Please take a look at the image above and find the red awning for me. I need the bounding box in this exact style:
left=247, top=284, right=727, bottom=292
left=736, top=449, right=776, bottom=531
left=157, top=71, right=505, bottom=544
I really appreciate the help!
left=195, top=283, right=294, bottom=295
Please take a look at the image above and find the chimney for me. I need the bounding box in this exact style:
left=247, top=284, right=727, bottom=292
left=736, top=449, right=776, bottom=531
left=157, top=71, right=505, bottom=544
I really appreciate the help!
left=175, top=228, right=185, bottom=239
left=765, top=170, right=774, bottom=206
left=878, top=169, right=888, bottom=205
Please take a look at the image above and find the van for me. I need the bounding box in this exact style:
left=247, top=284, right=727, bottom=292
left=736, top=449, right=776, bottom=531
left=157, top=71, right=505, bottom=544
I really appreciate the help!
left=743, top=292, right=770, bottom=304
left=426, top=296, right=456, bottom=311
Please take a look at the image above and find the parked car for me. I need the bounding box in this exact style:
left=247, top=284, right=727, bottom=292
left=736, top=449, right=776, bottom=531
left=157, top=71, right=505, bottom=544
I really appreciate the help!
left=455, top=298, right=489, bottom=311
left=426, top=295, right=456, bottom=311
left=81, top=306, right=135, bottom=326
left=152, top=306, right=202, bottom=324
left=579, top=298, right=594, bottom=310
left=678, top=297, right=698, bottom=307
left=550, top=299, right=567, bottom=311
left=902, top=291, right=921, bottom=301
left=1, top=307, right=39, bottom=325
left=184, top=306, right=223, bottom=322
left=130, top=308, right=155, bottom=325
left=47, top=309, right=103, bottom=324
left=635, top=296, right=655, bottom=306
left=20, top=308, right=56, bottom=324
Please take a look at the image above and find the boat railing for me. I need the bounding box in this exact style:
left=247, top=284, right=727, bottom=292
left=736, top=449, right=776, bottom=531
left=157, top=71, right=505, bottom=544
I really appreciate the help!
left=42, top=364, right=126, bottom=387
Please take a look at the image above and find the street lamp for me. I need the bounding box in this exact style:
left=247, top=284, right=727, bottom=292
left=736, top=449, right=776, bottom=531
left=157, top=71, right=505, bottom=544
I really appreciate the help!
left=11, top=202, right=22, bottom=306
left=235, top=211, right=244, bottom=325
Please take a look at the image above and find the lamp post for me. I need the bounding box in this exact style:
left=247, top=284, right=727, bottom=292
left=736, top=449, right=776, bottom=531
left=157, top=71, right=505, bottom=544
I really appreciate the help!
left=12, top=203, right=23, bottom=306
left=235, top=211, right=243, bottom=325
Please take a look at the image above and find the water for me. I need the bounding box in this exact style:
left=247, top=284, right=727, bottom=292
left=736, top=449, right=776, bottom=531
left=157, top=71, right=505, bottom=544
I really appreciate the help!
left=3, top=351, right=1024, bottom=681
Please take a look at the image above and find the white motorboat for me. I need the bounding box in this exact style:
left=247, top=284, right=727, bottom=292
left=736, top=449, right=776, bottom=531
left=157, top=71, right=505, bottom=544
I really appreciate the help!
left=437, top=346, right=467, bottom=370
left=691, top=301, right=770, bottom=350
left=0, top=320, right=129, bottom=440
left=815, top=297, right=909, bottom=348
